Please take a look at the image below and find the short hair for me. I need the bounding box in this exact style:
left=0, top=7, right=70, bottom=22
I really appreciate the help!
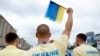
left=36, top=24, right=50, bottom=36
left=5, top=32, right=18, bottom=43
left=76, top=33, right=87, bottom=42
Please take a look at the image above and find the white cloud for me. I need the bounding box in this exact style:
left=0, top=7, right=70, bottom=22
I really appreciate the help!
left=0, top=0, right=50, bottom=16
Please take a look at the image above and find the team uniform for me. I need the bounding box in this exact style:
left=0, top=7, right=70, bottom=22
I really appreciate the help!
left=73, top=44, right=100, bottom=56
left=27, top=34, right=68, bottom=56
left=0, top=45, right=26, bottom=56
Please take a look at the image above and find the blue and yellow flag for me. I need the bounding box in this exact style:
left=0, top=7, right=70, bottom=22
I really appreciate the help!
left=45, top=1, right=65, bottom=23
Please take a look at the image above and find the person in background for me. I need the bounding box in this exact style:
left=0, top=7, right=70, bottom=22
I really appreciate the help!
left=36, top=24, right=51, bottom=45
left=0, top=32, right=26, bottom=56
left=73, top=33, right=100, bottom=56
left=27, top=8, right=73, bottom=56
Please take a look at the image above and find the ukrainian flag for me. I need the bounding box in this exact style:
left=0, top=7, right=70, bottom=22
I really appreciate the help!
left=45, top=1, right=65, bottom=23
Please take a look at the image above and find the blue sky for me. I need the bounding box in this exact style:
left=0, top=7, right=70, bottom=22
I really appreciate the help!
left=0, top=0, right=100, bottom=46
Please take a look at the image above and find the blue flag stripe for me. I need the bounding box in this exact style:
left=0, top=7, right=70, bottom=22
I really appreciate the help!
left=45, top=1, right=59, bottom=21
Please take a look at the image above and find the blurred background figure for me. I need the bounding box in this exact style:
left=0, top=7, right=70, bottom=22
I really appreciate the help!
left=73, top=33, right=99, bottom=56
left=0, top=32, right=26, bottom=56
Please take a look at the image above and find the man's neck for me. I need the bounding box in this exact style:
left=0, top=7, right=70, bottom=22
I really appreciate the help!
left=37, top=39, right=49, bottom=45
left=7, top=43, right=17, bottom=46
left=38, top=38, right=49, bottom=42
left=80, top=42, right=86, bottom=46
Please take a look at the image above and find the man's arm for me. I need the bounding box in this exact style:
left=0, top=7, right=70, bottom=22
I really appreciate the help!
left=62, top=8, right=73, bottom=37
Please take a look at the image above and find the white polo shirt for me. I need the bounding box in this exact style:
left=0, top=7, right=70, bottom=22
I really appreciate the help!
left=0, top=45, right=26, bottom=56
left=73, top=44, right=100, bottom=56
left=27, top=35, right=69, bottom=56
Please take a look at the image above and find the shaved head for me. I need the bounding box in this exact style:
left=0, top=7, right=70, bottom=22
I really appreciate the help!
left=36, top=24, right=50, bottom=37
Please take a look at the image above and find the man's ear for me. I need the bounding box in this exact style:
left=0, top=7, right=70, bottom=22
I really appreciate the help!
left=48, top=33, right=51, bottom=38
left=36, top=33, right=39, bottom=38
left=15, top=38, right=19, bottom=46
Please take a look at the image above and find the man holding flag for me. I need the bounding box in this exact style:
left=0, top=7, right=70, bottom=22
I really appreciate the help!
left=27, top=8, right=73, bottom=56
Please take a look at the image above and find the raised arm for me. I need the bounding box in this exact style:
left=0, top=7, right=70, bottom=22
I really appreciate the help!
left=62, top=8, right=73, bottom=37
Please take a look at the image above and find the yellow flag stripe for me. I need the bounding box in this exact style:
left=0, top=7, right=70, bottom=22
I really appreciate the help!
left=56, top=6, right=65, bottom=23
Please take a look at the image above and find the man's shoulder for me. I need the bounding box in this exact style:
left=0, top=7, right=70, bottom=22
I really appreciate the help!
left=0, top=49, right=4, bottom=53
left=73, top=45, right=84, bottom=52
left=78, top=44, right=88, bottom=48
left=73, top=47, right=79, bottom=51
left=75, top=44, right=98, bottom=52
left=0, top=48, right=26, bottom=56
left=56, top=34, right=69, bottom=41
left=16, top=49, right=26, bottom=52
left=15, top=49, right=27, bottom=55
left=87, top=45, right=98, bottom=51
left=84, top=44, right=97, bottom=50
left=0, top=48, right=8, bottom=53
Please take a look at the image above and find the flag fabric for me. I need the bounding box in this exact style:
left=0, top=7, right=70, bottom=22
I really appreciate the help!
left=51, top=0, right=67, bottom=9
left=45, top=1, right=65, bottom=23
